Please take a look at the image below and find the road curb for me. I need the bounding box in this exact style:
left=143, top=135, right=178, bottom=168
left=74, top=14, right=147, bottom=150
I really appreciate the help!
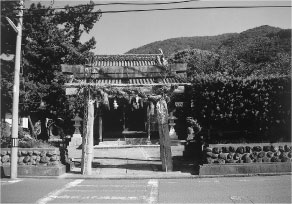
left=13, top=171, right=291, bottom=180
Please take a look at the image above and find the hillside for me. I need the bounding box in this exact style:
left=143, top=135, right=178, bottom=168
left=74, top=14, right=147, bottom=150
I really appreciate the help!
left=126, top=25, right=291, bottom=57
left=126, top=33, right=238, bottom=57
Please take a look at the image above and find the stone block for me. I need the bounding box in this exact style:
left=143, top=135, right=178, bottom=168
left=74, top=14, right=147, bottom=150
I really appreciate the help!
left=284, top=145, right=291, bottom=152
left=271, top=145, right=278, bottom=152
left=1, top=165, right=66, bottom=177
left=40, top=151, right=46, bottom=157
left=23, top=156, right=31, bottom=163
left=205, top=147, right=212, bottom=152
left=245, top=146, right=251, bottom=153
left=219, top=153, right=227, bottom=160
left=233, top=153, right=241, bottom=160
left=211, top=153, right=218, bottom=159
left=206, top=152, right=213, bottom=157
left=252, top=146, right=262, bottom=152
left=18, top=156, right=24, bottom=164
left=244, top=157, right=252, bottom=163
left=227, top=153, right=234, bottom=160
left=271, top=156, right=281, bottom=162
left=267, top=151, right=274, bottom=158
left=281, top=157, right=290, bottom=162
left=262, top=156, right=270, bottom=162
left=1, top=155, right=10, bottom=163
left=51, top=155, right=58, bottom=161
left=33, top=150, right=41, bottom=155
left=40, top=156, right=50, bottom=163
left=249, top=152, right=258, bottom=160
left=1, top=151, right=7, bottom=156
left=226, top=159, right=235, bottom=163
left=263, top=146, right=271, bottom=152
left=221, top=147, right=229, bottom=153
left=258, top=151, right=266, bottom=158
left=199, top=162, right=291, bottom=175
left=212, top=147, right=220, bottom=154
left=36, top=156, right=41, bottom=162
left=229, top=146, right=235, bottom=153
left=236, top=146, right=245, bottom=154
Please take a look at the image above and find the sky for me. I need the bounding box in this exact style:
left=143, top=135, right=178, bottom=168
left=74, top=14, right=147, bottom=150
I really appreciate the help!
left=26, top=0, right=291, bottom=55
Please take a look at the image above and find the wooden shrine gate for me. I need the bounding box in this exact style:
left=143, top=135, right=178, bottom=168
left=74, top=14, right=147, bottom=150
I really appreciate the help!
left=62, top=53, right=189, bottom=175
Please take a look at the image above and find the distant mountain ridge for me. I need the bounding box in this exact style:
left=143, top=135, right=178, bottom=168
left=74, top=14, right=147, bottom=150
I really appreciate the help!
left=126, top=25, right=291, bottom=57
left=126, top=33, right=238, bottom=57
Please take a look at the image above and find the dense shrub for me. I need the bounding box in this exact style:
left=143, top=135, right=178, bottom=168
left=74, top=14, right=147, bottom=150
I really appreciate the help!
left=18, top=138, right=54, bottom=148
left=1, top=122, right=54, bottom=148
left=190, top=74, right=291, bottom=143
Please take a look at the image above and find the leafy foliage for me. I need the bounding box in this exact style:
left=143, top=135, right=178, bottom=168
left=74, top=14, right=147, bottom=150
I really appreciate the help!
left=1, top=1, right=102, bottom=138
left=190, top=74, right=291, bottom=143
left=129, top=25, right=291, bottom=77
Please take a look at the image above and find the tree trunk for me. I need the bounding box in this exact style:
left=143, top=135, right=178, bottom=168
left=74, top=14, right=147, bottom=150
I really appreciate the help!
left=156, top=99, right=173, bottom=172
left=81, top=90, right=94, bottom=175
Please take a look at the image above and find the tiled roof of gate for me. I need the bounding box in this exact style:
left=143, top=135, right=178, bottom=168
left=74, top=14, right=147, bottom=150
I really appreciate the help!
left=89, top=77, right=183, bottom=85
left=87, top=54, right=162, bottom=67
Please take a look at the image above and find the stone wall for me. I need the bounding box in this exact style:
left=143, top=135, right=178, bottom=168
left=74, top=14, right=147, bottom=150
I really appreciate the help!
left=202, top=143, right=291, bottom=164
left=0, top=148, right=62, bottom=166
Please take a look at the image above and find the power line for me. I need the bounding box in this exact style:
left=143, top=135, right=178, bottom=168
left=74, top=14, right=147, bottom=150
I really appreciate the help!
left=22, top=5, right=292, bottom=17
left=15, top=0, right=199, bottom=11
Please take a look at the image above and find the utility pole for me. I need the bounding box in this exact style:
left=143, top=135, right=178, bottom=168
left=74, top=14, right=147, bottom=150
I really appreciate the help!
left=7, top=0, right=24, bottom=179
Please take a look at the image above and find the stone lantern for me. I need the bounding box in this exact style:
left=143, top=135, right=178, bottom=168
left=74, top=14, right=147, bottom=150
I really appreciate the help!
left=72, top=113, right=82, bottom=134
left=68, top=113, right=83, bottom=148
left=168, top=112, right=178, bottom=140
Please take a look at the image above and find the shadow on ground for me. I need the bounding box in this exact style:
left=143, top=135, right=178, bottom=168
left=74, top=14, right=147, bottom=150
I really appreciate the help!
left=71, top=156, right=200, bottom=175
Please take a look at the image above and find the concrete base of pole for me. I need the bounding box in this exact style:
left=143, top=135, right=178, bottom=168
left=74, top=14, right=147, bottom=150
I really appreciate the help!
left=10, top=147, right=18, bottom=179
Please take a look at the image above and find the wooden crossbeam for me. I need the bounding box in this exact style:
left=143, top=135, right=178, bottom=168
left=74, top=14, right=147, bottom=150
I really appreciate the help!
left=64, top=82, right=191, bottom=87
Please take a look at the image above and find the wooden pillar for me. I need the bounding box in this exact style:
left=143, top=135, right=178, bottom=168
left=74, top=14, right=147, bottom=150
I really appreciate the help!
left=147, top=104, right=151, bottom=142
left=156, top=99, right=173, bottom=172
left=81, top=89, right=94, bottom=175
left=98, top=114, right=102, bottom=142
left=123, top=105, right=126, bottom=131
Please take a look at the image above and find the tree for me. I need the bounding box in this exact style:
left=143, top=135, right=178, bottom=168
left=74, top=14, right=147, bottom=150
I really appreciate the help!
left=1, top=1, right=102, bottom=139
left=52, top=1, right=101, bottom=64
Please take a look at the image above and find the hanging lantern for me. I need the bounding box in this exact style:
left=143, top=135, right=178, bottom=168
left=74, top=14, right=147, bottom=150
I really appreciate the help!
left=113, top=99, right=119, bottom=109
left=39, top=100, right=46, bottom=110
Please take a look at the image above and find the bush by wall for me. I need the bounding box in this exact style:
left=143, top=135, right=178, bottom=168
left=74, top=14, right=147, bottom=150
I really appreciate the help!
left=190, top=74, right=291, bottom=143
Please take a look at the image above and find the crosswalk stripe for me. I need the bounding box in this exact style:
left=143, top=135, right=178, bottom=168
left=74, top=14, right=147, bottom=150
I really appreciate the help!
left=147, top=179, right=159, bottom=204
left=35, top=179, right=84, bottom=204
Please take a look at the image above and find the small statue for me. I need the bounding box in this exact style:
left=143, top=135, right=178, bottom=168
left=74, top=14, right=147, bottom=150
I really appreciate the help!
left=186, top=117, right=201, bottom=141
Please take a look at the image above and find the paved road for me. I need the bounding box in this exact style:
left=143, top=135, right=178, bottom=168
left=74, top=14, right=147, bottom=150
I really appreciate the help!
left=1, top=175, right=291, bottom=203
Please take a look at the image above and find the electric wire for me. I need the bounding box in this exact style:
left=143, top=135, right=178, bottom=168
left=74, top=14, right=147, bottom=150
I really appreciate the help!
left=20, top=5, right=292, bottom=17
left=14, top=0, right=199, bottom=11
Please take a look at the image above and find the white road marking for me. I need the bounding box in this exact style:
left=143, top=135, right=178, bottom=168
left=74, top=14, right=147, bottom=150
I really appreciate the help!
left=8, top=179, right=22, bottom=183
left=65, top=189, right=146, bottom=192
left=54, top=195, right=144, bottom=200
left=237, top=179, right=250, bottom=182
left=1, top=179, right=22, bottom=185
left=77, top=184, right=145, bottom=187
left=230, top=195, right=242, bottom=201
left=35, top=179, right=84, bottom=204
left=147, top=179, right=159, bottom=204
